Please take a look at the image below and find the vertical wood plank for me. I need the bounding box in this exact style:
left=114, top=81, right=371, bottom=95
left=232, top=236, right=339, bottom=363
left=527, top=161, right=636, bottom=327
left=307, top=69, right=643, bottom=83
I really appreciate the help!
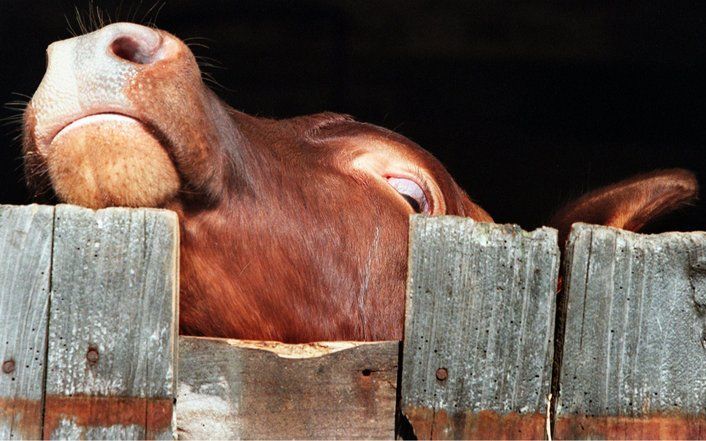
left=0, top=205, right=54, bottom=440
left=43, top=205, right=179, bottom=440
left=177, top=337, right=399, bottom=440
left=401, top=216, right=559, bottom=439
left=556, top=223, right=706, bottom=439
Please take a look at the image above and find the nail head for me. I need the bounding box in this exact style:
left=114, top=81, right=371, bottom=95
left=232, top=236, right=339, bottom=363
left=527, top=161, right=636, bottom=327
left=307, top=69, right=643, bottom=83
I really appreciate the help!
left=2, top=360, right=15, bottom=374
left=86, top=348, right=99, bottom=364
left=436, top=367, right=448, bottom=381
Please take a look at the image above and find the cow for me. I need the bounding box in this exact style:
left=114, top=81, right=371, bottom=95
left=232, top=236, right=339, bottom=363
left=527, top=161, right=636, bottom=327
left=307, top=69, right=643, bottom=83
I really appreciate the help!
left=22, top=23, right=698, bottom=342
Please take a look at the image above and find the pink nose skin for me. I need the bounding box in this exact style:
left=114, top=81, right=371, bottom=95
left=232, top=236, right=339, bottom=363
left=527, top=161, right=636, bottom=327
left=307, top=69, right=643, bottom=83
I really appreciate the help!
left=31, top=23, right=171, bottom=152
left=45, top=22, right=166, bottom=68
left=106, top=23, right=165, bottom=65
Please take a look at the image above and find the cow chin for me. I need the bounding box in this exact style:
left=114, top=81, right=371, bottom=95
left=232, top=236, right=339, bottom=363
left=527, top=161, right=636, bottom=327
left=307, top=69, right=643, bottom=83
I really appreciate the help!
left=46, top=114, right=180, bottom=209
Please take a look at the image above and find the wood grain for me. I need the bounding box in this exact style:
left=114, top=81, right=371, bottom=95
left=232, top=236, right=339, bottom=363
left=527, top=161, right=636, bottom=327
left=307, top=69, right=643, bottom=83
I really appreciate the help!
left=44, top=205, right=179, bottom=440
left=177, top=337, right=399, bottom=440
left=401, top=216, right=559, bottom=439
left=0, top=205, right=54, bottom=440
left=556, top=223, right=706, bottom=440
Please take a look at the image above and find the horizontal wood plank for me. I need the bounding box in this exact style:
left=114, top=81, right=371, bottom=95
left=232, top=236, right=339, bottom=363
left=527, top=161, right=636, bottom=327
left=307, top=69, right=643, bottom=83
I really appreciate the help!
left=556, top=223, right=706, bottom=439
left=177, top=337, right=399, bottom=440
left=401, top=217, right=559, bottom=439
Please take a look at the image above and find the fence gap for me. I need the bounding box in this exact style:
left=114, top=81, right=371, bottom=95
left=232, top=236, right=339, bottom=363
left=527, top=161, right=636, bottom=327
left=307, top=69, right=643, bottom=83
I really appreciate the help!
left=548, top=227, right=583, bottom=439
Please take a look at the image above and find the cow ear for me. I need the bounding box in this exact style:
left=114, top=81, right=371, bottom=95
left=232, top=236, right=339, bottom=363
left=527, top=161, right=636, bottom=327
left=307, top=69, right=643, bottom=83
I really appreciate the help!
left=549, top=169, right=698, bottom=246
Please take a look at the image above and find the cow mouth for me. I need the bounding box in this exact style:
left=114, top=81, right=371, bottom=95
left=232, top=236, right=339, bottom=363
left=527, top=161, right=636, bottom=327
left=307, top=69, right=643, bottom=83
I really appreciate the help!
left=50, top=112, right=146, bottom=146
left=55, top=113, right=138, bottom=135
left=41, top=109, right=181, bottom=209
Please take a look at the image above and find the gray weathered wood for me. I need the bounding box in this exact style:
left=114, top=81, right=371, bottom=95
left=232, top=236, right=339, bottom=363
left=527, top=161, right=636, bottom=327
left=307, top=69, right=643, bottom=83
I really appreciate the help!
left=556, top=223, right=706, bottom=439
left=0, top=205, right=54, bottom=440
left=177, top=337, right=399, bottom=440
left=401, top=216, right=559, bottom=439
left=43, top=205, right=179, bottom=440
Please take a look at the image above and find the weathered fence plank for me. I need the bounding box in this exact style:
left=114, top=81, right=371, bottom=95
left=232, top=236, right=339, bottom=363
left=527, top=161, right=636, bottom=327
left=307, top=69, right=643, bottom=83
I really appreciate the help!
left=43, top=205, right=179, bottom=440
left=177, top=337, right=398, bottom=440
left=401, top=216, right=559, bottom=439
left=7, top=204, right=706, bottom=440
left=0, top=205, right=54, bottom=439
left=556, top=223, right=706, bottom=439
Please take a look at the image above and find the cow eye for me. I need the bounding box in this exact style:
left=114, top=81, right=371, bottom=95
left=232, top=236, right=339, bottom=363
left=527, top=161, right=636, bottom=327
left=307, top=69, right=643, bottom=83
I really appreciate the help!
left=387, top=177, right=430, bottom=214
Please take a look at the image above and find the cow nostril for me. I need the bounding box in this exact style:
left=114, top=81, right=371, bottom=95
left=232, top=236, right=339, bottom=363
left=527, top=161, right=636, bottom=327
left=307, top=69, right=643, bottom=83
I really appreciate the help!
left=110, top=36, right=154, bottom=64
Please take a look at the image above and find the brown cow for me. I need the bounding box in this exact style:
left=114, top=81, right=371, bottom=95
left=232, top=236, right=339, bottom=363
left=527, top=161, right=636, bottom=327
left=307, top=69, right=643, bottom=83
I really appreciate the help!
left=22, top=23, right=698, bottom=342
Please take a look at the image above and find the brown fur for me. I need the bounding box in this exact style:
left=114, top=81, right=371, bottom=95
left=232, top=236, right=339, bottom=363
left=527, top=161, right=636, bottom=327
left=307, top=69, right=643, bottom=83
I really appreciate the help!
left=23, top=24, right=698, bottom=342
left=168, top=117, right=490, bottom=341
left=46, top=116, right=180, bottom=208
left=549, top=169, right=698, bottom=246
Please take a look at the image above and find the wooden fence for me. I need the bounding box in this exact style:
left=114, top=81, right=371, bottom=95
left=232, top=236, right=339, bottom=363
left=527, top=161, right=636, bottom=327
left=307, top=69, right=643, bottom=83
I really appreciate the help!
left=0, top=204, right=704, bottom=439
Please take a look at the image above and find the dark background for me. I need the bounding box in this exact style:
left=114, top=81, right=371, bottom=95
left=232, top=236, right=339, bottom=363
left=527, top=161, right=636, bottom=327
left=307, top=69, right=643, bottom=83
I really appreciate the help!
left=1, top=1, right=705, bottom=231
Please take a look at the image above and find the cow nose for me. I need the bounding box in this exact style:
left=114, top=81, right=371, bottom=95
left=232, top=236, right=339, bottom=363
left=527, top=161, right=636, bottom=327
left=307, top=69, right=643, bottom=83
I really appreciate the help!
left=43, top=22, right=166, bottom=69
left=105, top=23, right=163, bottom=65
left=32, top=22, right=171, bottom=150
